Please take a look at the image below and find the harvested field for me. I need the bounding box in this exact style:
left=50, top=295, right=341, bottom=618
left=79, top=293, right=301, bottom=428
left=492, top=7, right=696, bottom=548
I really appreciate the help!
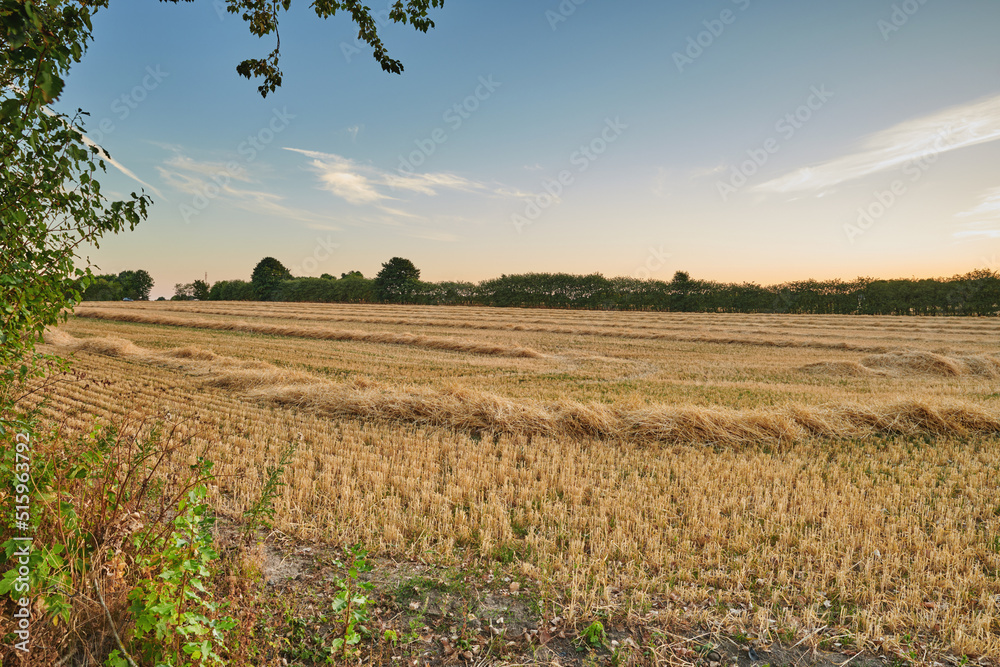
left=26, top=302, right=1000, bottom=661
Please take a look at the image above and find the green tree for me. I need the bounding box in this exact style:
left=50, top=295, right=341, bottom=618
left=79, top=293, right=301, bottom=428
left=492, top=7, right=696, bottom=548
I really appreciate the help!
left=81, top=274, right=124, bottom=301
left=117, top=269, right=153, bottom=300
left=1, top=0, right=150, bottom=374
left=374, top=257, right=420, bottom=303
left=251, top=256, right=292, bottom=301
left=191, top=279, right=210, bottom=301
left=208, top=279, right=255, bottom=301
left=172, top=283, right=194, bottom=300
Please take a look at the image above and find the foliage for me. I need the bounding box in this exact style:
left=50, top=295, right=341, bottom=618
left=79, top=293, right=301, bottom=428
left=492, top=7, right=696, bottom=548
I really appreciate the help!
left=207, top=279, right=256, bottom=301
left=580, top=620, right=607, bottom=648
left=328, top=545, right=374, bottom=657
left=83, top=269, right=153, bottom=301
left=160, top=0, right=446, bottom=96
left=1, top=0, right=151, bottom=369
left=277, top=544, right=374, bottom=663
left=270, top=274, right=376, bottom=303
left=116, top=269, right=154, bottom=301
left=374, top=256, right=421, bottom=303
left=0, top=401, right=230, bottom=664
left=112, top=484, right=236, bottom=667
left=83, top=274, right=124, bottom=301
left=241, top=441, right=297, bottom=544
left=250, top=257, right=292, bottom=301
left=191, top=279, right=210, bottom=301
left=203, top=258, right=1000, bottom=312
left=173, top=280, right=210, bottom=301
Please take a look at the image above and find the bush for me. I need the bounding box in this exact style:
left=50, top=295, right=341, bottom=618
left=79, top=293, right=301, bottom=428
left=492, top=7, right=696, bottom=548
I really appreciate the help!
left=0, top=404, right=241, bottom=665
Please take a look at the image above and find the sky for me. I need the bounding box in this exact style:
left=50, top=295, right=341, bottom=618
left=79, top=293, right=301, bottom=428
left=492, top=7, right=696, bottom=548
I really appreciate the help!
left=59, top=0, right=1000, bottom=299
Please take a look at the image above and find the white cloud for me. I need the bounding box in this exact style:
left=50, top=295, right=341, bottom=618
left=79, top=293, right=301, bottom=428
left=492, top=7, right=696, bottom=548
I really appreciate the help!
left=162, top=155, right=255, bottom=182
left=79, top=134, right=165, bottom=199
left=157, top=150, right=337, bottom=228
left=755, top=93, right=1000, bottom=194
left=29, top=95, right=164, bottom=199
left=957, top=186, right=1000, bottom=219
left=283, top=147, right=529, bottom=205
left=952, top=187, right=1000, bottom=240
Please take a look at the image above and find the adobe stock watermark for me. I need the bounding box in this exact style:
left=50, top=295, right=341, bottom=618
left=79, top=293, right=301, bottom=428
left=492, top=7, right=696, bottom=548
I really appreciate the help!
left=633, top=246, right=672, bottom=280
left=673, top=0, right=752, bottom=73
left=9, top=432, right=33, bottom=653
left=844, top=129, right=953, bottom=244
left=87, top=66, right=169, bottom=145
left=396, top=76, right=501, bottom=175
left=545, top=0, right=587, bottom=31
left=289, top=235, right=340, bottom=276
left=716, top=85, right=834, bottom=202
left=878, top=0, right=932, bottom=40
left=511, top=117, right=628, bottom=233
left=180, top=107, right=295, bottom=223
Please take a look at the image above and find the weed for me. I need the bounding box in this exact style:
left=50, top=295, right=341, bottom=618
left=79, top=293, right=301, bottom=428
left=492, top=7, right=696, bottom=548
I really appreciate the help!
left=242, top=441, right=297, bottom=544
left=581, top=620, right=607, bottom=648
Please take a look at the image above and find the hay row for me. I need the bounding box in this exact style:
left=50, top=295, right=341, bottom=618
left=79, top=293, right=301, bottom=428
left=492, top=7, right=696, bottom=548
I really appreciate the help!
left=76, top=305, right=897, bottom=353
left=802, top=350, right=1000, bottom=378
left=71, top=309, right=544, bottom=359
left=114, top=301, right=1000, bottom=338
left=46, top=329, right=1000, bottom=447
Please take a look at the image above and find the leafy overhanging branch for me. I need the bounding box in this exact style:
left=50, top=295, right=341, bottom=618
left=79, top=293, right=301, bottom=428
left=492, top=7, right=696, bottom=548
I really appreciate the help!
left=161, top=0, right=445, bottom=97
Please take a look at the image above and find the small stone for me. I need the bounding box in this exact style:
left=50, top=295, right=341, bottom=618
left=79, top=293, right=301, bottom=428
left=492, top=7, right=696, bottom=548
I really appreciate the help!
left=509, top=582, right=521, bottom=592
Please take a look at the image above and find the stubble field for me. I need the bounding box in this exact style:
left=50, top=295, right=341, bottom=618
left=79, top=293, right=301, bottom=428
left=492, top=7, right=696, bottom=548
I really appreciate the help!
left=30, top=301, right=1000, bottom=661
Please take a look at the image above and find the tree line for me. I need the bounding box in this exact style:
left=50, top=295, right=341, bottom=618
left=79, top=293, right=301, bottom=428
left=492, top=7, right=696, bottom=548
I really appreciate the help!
left=84, top=258, right=1000, bottom=316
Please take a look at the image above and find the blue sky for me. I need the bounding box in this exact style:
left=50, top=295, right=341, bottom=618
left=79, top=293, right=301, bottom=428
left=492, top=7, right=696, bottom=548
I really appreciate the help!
left=61, top=0, right=1000, bottom=298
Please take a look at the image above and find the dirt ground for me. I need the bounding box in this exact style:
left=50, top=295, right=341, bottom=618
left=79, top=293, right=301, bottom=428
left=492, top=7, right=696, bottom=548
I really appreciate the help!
left=224, top=523, right=992, bottom=667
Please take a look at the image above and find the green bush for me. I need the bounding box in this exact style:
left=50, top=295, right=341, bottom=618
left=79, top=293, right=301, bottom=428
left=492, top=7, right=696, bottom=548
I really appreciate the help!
left=0, top=406, right=237, bottom=665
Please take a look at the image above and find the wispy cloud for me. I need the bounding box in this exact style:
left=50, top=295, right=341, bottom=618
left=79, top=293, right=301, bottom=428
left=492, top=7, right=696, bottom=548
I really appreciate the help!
left=345, top=124, right=364, bottom=141
left=755, top=93, right=1000, bottom=194
left=79, top=134, right=165, bottom=200
left=157, top=150, right=337, bottom=228
left=283, top=148, right=530, bottom=208
left=162, top=154, right=255, bottom=182
left=957, top=186, right=1000, bottom=219
left=953, top=186, right=1000, bottom=240
left=26, top=91, right=165, bottom=199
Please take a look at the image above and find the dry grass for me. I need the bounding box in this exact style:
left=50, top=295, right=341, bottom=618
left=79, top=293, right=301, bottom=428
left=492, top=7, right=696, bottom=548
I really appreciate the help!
left=861, top=351, right=1000, bottom=378
left=73, top=308, right=544, bottom=358
left=45, top=330, right=1000, bottom=446
left=71, top=304, right=935, bottom=354
left=118, top=301, right=1000, bottom=352
left=803, top=350, right=1000, bottom=379
left=22, top=303, right=1000, bottom=661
